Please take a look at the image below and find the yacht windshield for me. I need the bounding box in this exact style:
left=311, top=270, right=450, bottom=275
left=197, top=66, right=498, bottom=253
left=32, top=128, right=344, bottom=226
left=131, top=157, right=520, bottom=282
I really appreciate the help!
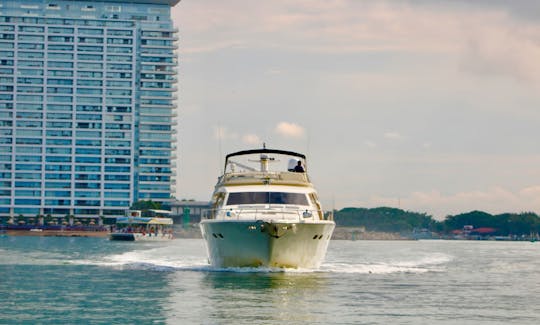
left=226, top=192, right=309, bottom=206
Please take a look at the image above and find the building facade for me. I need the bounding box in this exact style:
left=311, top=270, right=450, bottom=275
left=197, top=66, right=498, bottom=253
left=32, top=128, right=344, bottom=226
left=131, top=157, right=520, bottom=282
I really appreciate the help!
left=0, top=0, right=179, bottom=220
left=170, top=200, right=211, bottom=225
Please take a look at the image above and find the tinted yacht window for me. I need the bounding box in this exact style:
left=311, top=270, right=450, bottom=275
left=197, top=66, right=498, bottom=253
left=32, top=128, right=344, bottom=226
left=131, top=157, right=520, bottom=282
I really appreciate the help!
left=227, top=192, right=309, bottom=205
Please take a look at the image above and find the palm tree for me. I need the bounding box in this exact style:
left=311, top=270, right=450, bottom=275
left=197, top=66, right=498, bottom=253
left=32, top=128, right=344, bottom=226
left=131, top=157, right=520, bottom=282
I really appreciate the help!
left=16, top=214, right=25, bottom=224
left=45, top=214, right=54, bottom=225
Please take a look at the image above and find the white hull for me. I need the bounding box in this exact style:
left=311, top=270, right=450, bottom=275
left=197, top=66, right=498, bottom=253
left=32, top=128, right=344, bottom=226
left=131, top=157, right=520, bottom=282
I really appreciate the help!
left=200, top=220, right=335, bottom=268
left=109, top=232, right=173, bottom=241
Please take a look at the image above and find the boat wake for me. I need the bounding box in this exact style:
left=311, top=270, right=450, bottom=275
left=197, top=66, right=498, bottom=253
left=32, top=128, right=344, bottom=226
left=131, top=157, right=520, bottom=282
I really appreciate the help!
left=1, top=238, right=453, bottom=275
left=321, top=253, right=452, bottom=274
left=73, top=247, right=452, bottom=275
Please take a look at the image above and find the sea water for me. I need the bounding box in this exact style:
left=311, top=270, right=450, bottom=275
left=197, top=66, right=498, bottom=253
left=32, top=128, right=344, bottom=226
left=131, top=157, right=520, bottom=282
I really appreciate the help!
left=1, top=236, right=539, bottom=324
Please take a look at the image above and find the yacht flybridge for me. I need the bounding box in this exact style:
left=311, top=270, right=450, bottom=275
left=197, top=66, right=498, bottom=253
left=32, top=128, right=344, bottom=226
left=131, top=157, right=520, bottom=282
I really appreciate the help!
left=199, top=148, right=335, bottom=268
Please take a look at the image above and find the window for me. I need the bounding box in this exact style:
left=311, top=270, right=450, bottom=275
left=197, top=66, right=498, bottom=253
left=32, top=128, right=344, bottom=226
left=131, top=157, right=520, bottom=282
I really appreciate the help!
left=15, top=199, right=41, bottom=205
left=45, top=200, right=71, bottom=206
left=47, top=61, right=73, bottom=68
left=14, top=208, right=40, bottom=214
left=47, top=113, right=72, bottom=120
left=45, top=191, right=71, bottom=197
left=18, top=35, right=44, bottom=42
left=15, top=173, right=41, bottom=180
left=49, top=53, right=73, bottom=60
left=75, top=191, right=99, bottom=198
left=18, top=43, right=44, bottom=50
left=75, top=165, right=100, bottom=172
left=48, top=27, right=74, bottom=34
left=105, top=166, right=130, bottom=173
left=46, top=156, right=71, bottom=163
left=15, top=190, right=41, bottom=196
left=45, top=182, right=71, bottom=189
left=48, top=70, right=73, bottom=77
left=226, top=192, right=309, bottom=206
left=18, top=78, right=43, bottom=85
left=46, top=139, right=71, bottom=145
left=75, top=183, right=101, bottom=189
left=48, top=44, right=73, bottom=51
left=106, top=6, right=121, bottom=12
left=45, top=165, right=71, bottom=172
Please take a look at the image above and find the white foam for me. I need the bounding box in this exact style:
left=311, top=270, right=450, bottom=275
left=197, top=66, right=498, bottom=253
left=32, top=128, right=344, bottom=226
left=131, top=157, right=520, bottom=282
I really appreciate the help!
left=319, top=252, right=453, bottom=274
left=70, top=245, right=454, bottom=275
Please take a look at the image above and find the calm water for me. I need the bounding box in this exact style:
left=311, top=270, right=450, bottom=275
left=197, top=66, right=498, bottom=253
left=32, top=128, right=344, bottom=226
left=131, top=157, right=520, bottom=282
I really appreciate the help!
left=1, top=236, right=539, bottom=324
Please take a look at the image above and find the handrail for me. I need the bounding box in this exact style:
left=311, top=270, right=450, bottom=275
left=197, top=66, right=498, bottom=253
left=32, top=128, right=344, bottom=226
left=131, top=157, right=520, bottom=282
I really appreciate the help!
left=219, top=171, right=310, bottom=185
left=201, top=207, right=334, bottom=222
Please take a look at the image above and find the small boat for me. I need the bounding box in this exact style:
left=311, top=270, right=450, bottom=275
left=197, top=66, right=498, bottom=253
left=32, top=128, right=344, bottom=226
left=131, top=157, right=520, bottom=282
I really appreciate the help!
left=110, top=210, right=174, bottom=241
left=199, top=147, right=335, bottom=268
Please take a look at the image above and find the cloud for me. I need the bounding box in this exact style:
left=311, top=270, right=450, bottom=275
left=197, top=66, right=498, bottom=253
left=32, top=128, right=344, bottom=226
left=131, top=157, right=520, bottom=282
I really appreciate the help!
left=242, top=134, right=261, bottom=145
left=264, top=68, right=283, bottom=75
left=213, top=126, right=261, bottom=146
left=275, top=122, right=305, bottom=138
left=364, top=140, right=377, bottom=148
left=213, top=126, right=238, bottom=140
left=175, top=1, right=540, bottom=84
left=383, top=131, right=404, bottom=140
left=459, top=14, right=540, bottom=83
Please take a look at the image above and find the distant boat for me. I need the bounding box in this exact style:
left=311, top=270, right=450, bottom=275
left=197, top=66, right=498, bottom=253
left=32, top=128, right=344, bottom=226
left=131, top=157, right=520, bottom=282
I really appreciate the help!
left=199, top=148, right=335, bottom=268
left=110, top=210, right=174, bottom=241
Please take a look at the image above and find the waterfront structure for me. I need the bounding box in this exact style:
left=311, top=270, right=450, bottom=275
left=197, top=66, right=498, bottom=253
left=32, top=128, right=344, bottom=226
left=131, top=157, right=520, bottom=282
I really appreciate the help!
left=0, top=0, right=180, bottom=221
left=170, top=200, right=211, bottom=224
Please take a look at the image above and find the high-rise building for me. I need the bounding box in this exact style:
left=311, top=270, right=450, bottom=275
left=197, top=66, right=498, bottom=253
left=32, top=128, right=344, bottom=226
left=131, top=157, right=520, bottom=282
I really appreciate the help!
left=0, top=0, right=180, bottom=221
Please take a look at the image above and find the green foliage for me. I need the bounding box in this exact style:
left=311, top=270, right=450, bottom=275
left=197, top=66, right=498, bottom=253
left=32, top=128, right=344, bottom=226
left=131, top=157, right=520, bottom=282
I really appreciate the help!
left=335, top=207, right=436, bottom=232
left=334, top=207, right=540, bottom=235
left=130, top=200, right=162, bottom=217
left=445, top=211, right=540, bottom=235
left=131, top=200, right=161, bottom=211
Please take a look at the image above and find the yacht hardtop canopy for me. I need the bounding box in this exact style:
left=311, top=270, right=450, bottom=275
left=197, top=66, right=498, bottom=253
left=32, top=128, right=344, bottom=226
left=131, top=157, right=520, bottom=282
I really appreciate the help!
left=225, top=148, right=306, bottom=171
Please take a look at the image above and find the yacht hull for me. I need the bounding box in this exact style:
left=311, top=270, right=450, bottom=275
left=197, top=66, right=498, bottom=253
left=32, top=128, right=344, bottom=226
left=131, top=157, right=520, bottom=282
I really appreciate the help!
left=200, top=220, right=335, bottom=269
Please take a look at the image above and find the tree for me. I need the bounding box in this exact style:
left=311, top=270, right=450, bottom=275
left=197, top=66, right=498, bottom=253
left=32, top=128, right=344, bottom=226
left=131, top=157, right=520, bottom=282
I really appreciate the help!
left=334, top=207, right=439, bottom=233
left=130, top=200, right=162, bottom=217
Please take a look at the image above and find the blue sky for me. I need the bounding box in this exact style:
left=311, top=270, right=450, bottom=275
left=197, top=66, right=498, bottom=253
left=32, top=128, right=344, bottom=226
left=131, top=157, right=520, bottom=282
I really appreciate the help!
left=171, top=0, right=540, bottom=219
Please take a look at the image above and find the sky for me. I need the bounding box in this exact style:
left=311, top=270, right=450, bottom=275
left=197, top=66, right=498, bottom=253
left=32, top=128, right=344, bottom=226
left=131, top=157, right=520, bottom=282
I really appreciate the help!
left=170, top=0, right=540, bottom=219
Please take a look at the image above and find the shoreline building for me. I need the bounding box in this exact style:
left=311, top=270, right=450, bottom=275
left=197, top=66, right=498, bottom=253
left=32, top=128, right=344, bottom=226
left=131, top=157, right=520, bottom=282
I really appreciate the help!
left=170, top=200, right=211, bottom=225
left=0, top=0, right=180, bottom=221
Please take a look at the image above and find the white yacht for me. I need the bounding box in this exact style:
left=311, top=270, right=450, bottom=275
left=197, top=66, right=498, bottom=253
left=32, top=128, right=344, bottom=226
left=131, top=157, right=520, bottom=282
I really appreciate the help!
left=199, top=148, right=335, bottom=268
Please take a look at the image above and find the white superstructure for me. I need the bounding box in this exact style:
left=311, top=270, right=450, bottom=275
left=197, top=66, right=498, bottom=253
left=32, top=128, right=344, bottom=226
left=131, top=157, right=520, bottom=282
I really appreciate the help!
left=199, top=148, right=335, bottom=269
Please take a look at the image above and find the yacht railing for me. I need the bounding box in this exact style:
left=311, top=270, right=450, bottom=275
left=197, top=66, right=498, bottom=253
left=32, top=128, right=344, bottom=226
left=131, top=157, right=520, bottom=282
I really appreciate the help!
left=219, top=171, right=310, bottom=184
left=201, top=207, right=334, bottom=222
